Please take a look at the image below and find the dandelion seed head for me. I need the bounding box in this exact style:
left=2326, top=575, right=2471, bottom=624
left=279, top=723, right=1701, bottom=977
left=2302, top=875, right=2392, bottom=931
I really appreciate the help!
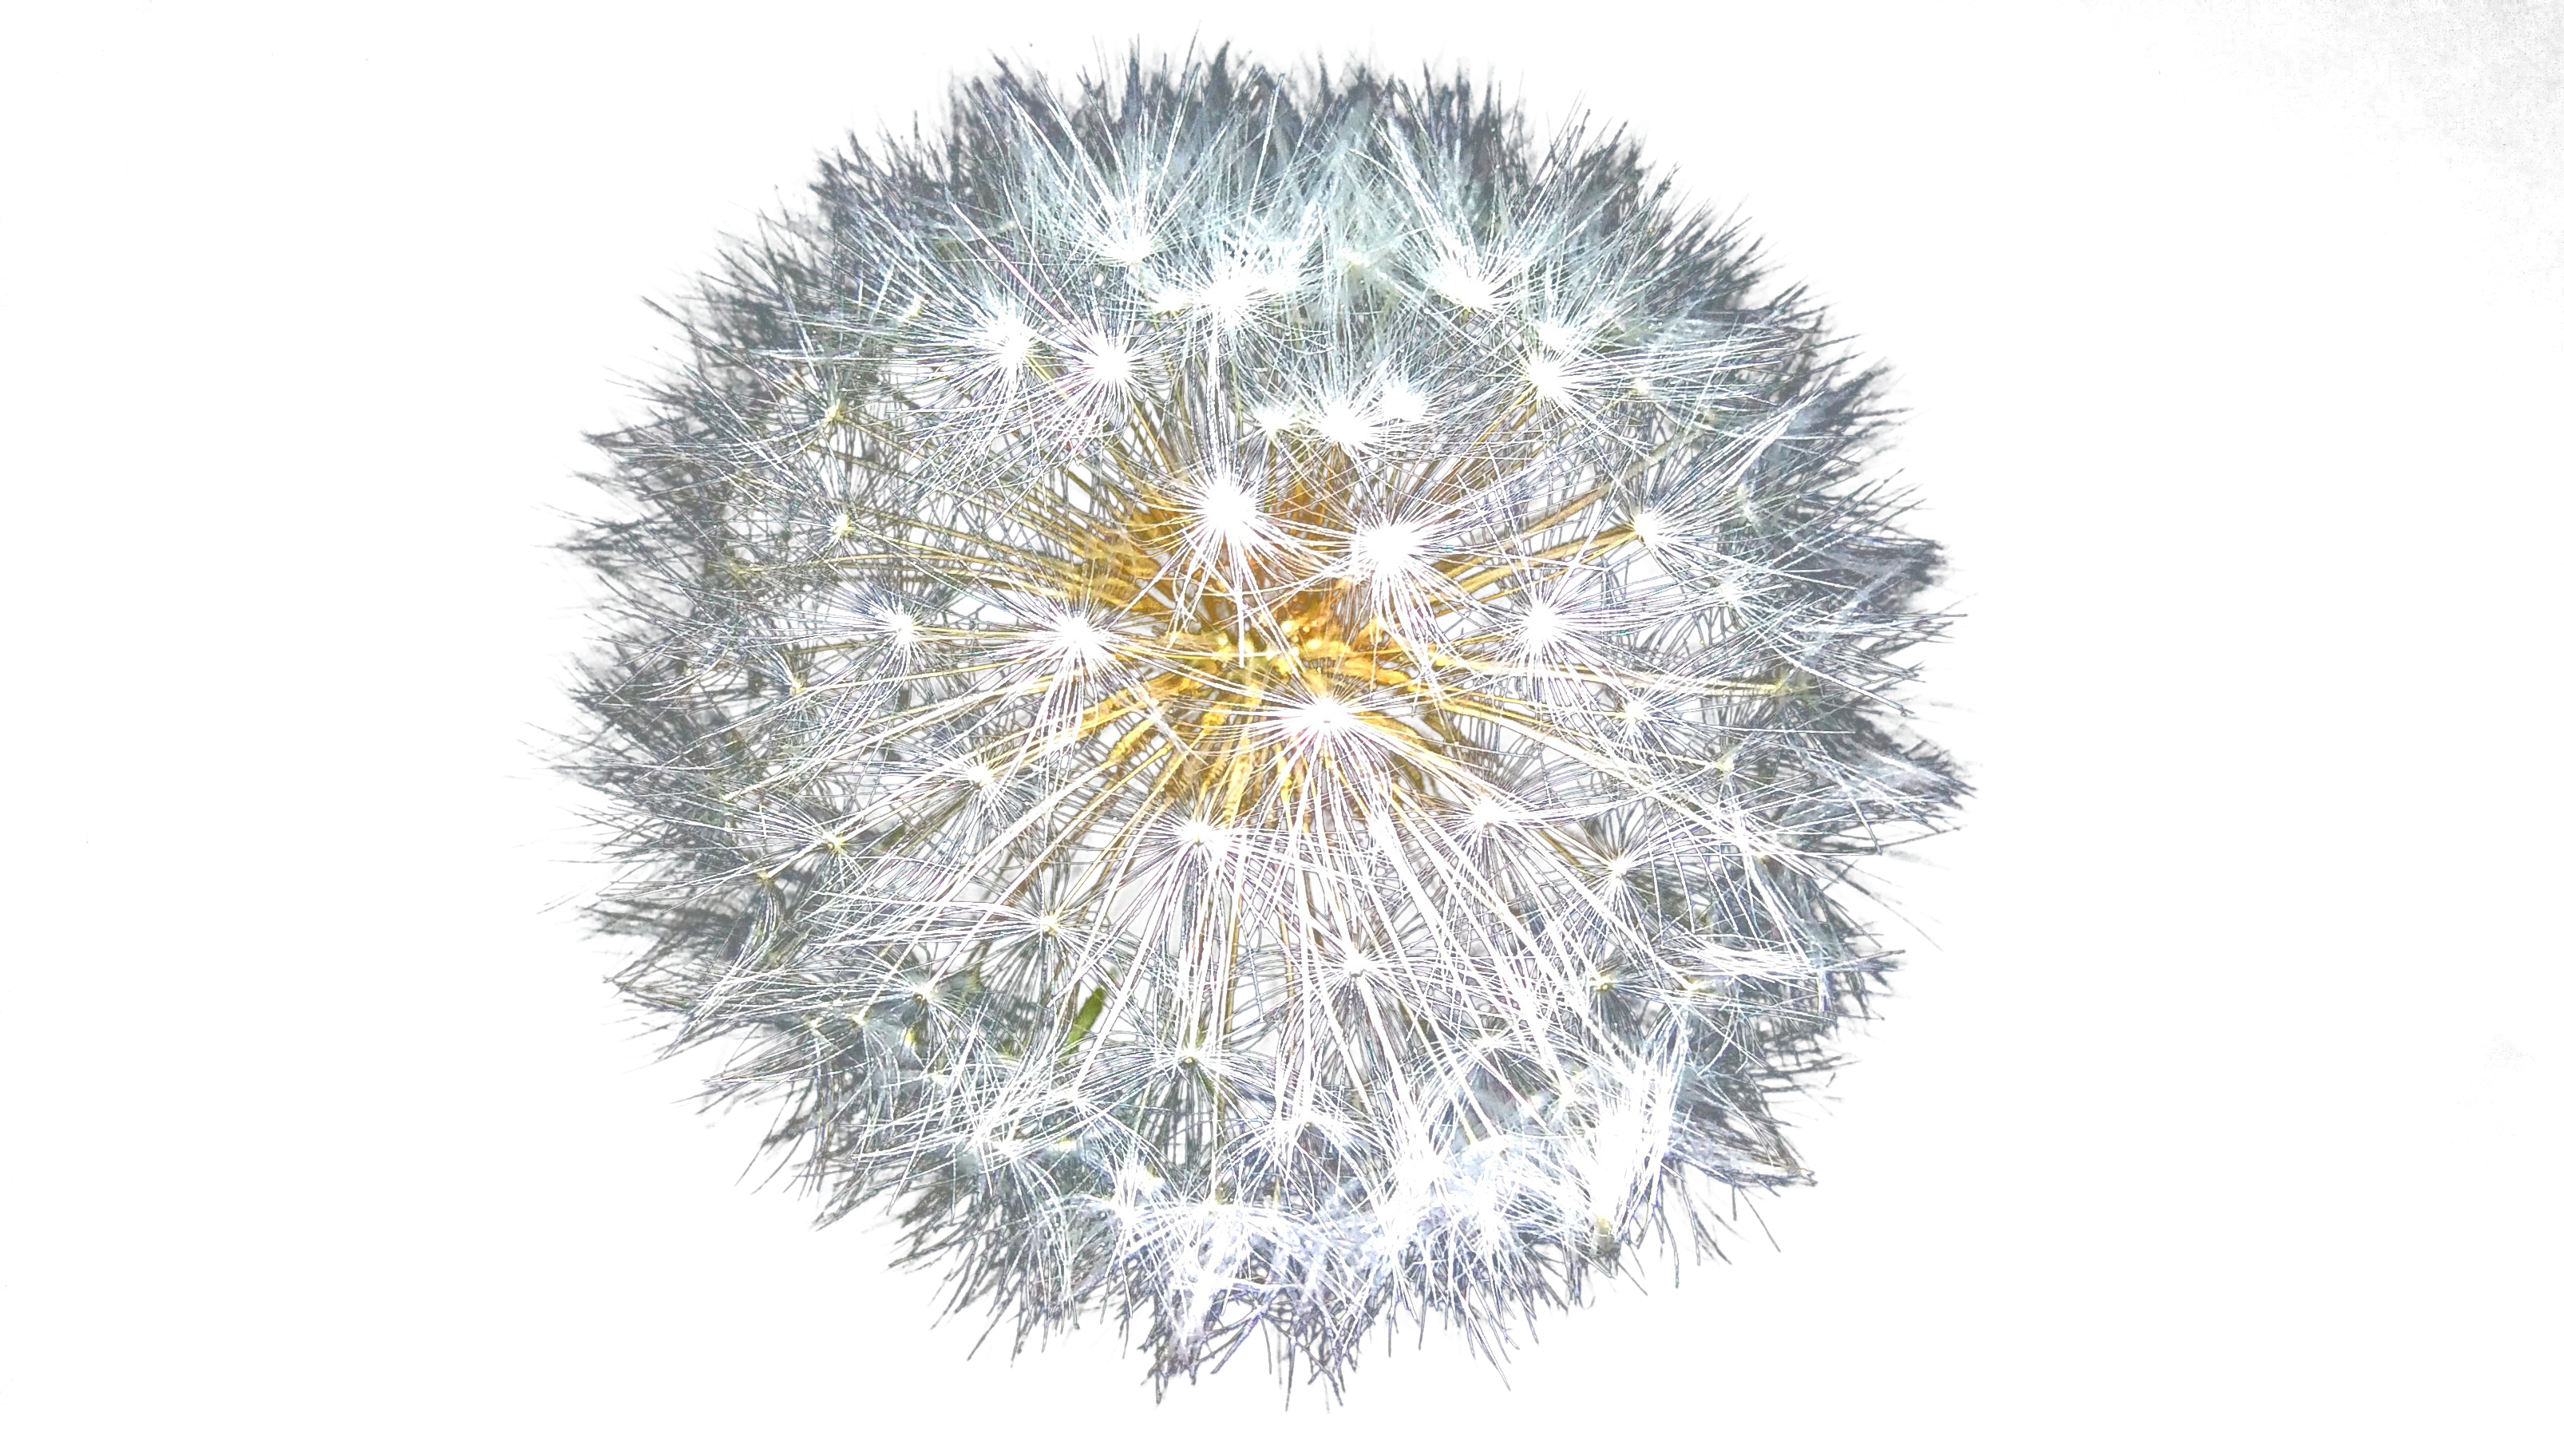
left=1280, top=693, right=1360, bottom=741
left=1312, top=396, right=1378, bottom=450
left=573, top=52, right=1960, bottom=1397
left=1426, top=248, right=1506, bottom=311
left=1173, top=815, right=1236, bottom=857
left=879, top=607, right=920, bottom=648
left=1183, top=473, right=1266, bottom=553
left=1035, top=610, right=1115, bottom=667
left=1072, top=334, right=1139, bottom=390
left=1518, top=599, right=1574, bottom=647
left=1345, top=519, right=1432, bottom=581
left=1193, top=250, right=1296, bottom=327
left=1094, top=224, right=1157, bottom=267
left=975, top=310, right=1040, bottom=374
left=1375, top=379, right=1430, bottom=424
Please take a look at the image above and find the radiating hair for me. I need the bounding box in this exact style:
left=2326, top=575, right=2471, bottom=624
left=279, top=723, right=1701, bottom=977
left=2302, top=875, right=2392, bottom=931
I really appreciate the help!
left=572, top=48, right=1961, bottom=1395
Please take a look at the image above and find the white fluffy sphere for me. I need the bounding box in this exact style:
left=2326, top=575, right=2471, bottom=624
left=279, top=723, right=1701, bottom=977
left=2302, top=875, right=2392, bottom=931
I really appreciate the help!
left=574, top=52, right=1960, bottom=1392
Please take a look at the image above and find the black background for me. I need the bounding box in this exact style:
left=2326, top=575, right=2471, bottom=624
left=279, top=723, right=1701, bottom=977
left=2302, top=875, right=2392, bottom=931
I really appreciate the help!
left=530, top=6, right=2030, bottom=1446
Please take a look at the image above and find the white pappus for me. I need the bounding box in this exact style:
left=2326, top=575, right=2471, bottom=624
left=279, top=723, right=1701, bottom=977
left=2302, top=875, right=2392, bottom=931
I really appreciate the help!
left=572, top=49, right=1961, bottom=1395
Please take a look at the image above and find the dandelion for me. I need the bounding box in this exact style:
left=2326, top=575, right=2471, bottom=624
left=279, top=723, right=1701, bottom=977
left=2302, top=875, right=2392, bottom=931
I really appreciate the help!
left=572, top=50, right=1960, bottom=1396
